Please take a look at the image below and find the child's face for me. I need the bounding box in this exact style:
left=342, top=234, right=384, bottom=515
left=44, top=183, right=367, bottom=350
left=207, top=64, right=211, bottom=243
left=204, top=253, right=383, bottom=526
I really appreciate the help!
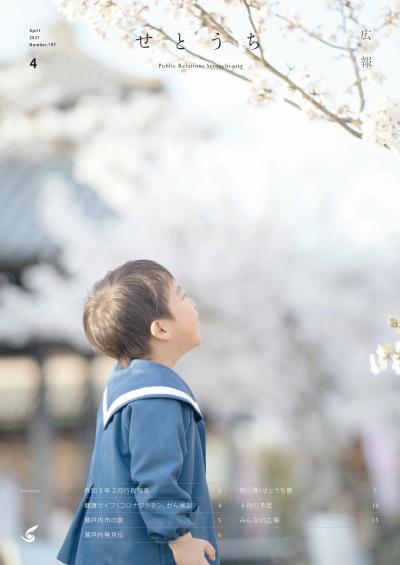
left=167, top=278, right=202, bottom=352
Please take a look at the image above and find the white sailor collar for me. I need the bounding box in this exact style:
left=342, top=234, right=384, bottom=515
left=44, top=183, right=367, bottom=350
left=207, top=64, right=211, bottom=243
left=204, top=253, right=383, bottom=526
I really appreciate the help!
left=102, top=358, right=203, bottom=428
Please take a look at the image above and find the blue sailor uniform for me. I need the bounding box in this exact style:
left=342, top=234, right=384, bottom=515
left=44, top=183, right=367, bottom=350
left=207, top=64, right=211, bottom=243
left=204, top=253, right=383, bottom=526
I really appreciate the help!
left=56, top=358, right=220, bottom=565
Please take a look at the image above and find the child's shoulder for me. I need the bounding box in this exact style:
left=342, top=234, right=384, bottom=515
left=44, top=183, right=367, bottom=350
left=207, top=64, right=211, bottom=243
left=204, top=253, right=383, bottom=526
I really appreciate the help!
left=102, top=360, right=203, bottom=429
left=121, top=395, right=193, bottom=434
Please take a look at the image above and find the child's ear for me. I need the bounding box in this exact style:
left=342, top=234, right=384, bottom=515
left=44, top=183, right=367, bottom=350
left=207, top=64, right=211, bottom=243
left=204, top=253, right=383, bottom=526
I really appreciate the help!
left=150, top=319, right=171, bottom=340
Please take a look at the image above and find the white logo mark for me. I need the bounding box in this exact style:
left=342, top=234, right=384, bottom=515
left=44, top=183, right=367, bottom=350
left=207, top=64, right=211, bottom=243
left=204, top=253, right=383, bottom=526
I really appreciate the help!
left=21, top=524, right=39, bottom=543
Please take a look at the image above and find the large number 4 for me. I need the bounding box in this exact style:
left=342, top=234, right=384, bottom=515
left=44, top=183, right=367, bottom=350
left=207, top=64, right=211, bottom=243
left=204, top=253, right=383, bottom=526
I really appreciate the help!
left=30, top=58, right=37, bottom=68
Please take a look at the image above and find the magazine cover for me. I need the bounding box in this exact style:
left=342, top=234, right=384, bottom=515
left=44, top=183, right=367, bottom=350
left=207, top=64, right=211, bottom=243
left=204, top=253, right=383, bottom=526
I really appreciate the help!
left=0, top=1, right=399, bottom=564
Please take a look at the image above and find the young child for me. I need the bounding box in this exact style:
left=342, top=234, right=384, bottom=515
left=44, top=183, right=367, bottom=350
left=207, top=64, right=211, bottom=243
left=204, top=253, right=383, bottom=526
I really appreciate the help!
left=57, top=259, right=219, bottom=565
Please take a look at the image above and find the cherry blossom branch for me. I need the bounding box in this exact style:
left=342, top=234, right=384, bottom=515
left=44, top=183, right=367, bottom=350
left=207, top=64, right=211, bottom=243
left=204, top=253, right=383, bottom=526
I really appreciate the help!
left=146, top=19, right=303, bottom=112
left=338, top=2, right=365, bottom=114
left=270, top=7, right=367, bottom=117
left=261, top=57, right=362, bottom=138
left=274, top=13, right=349, bottom=51
left=242, top=0, right=266, bottom=62
left=53, top=0, right=398, bottom=151
left=240, top=0, right=362, bottom=138
left=185, top=0, right=363, bottom=135
left=193, top=3, right=236, bottom=46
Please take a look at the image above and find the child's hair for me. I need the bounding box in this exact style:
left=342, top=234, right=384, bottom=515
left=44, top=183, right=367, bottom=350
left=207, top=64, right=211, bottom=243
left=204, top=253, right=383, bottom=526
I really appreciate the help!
left=82, top=259, right=175, bottom=368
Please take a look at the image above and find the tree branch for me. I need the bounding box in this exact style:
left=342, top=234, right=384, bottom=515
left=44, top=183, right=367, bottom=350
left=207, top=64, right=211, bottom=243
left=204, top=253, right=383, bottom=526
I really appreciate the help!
left=242, top=0, right=266, bottom=62
left=239, top=2, right=362, bottom=138
left=274, top=13, right=348, bottom=51
left=338, top=2, right=366, bottom=113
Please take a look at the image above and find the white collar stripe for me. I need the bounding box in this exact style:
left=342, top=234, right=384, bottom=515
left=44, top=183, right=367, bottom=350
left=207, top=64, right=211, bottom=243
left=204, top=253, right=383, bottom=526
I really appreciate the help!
left=103, top=385, right=202, bottom=426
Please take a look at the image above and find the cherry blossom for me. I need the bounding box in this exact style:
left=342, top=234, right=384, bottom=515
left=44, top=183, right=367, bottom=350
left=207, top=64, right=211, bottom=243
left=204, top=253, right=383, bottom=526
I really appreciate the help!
left=360, top=97, right=400, bottom=153
left=51, top=0, right=397, bottom=150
